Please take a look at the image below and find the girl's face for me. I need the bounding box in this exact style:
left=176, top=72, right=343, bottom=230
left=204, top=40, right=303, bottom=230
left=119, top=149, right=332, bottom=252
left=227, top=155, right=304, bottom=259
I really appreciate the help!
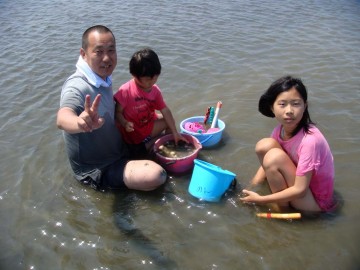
left=134, top=75, right=159, bottom=92
left=271, top=87, right=307, bottom=133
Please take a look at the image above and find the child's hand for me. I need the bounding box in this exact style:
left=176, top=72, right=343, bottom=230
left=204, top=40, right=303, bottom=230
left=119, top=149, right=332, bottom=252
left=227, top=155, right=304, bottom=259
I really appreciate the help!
left=239, top=189, right=262, bottom=204
left=173, top=133, right=189, bottom=145
left=124, top=121, right=134, bottom=132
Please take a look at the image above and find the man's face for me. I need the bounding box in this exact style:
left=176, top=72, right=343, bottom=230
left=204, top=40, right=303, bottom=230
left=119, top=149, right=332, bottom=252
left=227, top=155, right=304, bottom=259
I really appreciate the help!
left=81, top=31, right=117, bottom=80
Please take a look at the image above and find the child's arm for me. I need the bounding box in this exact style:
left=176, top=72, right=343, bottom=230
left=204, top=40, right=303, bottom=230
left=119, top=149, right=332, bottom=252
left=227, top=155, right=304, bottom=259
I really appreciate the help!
left=160, top=107, right=188, bottom=144
left=115, top=103, right=134, bottom=132
left=241, top=172, right=312, bottom=205
left=160, top=107, right=178, bottom=134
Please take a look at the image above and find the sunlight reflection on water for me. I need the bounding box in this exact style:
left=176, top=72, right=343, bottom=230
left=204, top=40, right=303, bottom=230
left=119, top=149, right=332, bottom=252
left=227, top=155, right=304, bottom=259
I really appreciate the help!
left=0, top=0, right=359, bottom=269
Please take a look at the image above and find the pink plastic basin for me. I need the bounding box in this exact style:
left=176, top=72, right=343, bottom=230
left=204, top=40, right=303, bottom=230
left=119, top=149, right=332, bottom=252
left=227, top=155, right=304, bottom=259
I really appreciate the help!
left=154, top=133, right=202, bottom=174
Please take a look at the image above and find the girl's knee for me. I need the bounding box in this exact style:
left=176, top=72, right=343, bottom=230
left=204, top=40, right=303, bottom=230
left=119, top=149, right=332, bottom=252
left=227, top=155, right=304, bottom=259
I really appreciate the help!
left=255, top=138, right=280, bottom=156
left=151, top=119, right=168, bottom=137
left=263, top=148, right=288, bottom=168
left=264, top=148, right=289, bottom=164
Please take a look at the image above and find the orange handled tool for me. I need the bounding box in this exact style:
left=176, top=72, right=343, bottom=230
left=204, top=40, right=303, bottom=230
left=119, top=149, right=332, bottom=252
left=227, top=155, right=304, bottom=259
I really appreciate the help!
left=256, top=212, right=302, bottom=219
left=210, top=101, right=222, bottom=129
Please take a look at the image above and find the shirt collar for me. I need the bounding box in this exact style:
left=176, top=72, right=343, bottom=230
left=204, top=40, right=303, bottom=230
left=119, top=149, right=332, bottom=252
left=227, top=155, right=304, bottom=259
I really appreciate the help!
left=75, top=56, right=112, bottom=88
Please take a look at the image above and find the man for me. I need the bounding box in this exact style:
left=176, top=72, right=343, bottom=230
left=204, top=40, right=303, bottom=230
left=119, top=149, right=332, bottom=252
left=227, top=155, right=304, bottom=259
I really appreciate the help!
left=57, top=25, right=167, bottom=191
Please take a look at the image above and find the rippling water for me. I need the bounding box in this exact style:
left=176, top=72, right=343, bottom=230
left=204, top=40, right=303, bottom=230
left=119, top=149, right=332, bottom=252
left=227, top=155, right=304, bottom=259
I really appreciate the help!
left=1, top=0, right=359, bottom=269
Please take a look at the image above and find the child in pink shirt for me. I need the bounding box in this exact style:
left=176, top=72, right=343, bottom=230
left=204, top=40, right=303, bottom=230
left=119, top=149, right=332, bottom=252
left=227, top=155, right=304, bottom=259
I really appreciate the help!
left=114, top=48, right=187, bottom=158
left=240, top=76, right=335, bottom=212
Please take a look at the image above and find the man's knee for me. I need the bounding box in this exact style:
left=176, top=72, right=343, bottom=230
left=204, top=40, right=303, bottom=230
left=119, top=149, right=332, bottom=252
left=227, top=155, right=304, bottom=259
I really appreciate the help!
left=124, top=160, right=167, bottom=191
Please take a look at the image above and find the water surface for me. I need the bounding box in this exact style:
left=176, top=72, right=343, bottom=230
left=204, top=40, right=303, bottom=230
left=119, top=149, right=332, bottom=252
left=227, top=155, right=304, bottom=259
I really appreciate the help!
left=0, top=0, right=359, bottom=269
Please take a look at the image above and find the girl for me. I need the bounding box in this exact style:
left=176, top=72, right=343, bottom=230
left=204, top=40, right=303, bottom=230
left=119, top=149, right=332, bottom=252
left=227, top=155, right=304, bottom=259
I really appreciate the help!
left=240, top=76, right=335, bottom=212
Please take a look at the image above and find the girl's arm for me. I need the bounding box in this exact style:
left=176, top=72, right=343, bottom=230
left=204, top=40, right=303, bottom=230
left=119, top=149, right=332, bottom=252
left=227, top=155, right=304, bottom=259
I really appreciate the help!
left=160, top=107, right=188, bottom=144
left=241, top=171, right=312, bottom=204
left=115, top=103, right=134, bottom=132
left=160, top=107, right=177, bottom=134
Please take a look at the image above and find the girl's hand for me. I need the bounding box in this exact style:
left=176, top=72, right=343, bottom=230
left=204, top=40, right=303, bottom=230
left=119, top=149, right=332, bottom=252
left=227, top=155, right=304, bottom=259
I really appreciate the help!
left=173, top=133, right=189, bottom=145
left=124, top=121, right=135, bottom=132
left=240, top=189, right=262, bottom=204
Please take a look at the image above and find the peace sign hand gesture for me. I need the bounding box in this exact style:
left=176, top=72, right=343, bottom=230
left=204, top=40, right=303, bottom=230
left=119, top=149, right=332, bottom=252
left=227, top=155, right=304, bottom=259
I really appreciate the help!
left=78, top=94, right=105, bottom=132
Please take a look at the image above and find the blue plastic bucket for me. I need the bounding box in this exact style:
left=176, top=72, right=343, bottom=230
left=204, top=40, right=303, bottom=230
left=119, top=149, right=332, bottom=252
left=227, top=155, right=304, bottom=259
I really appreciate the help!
left=180, top=116, right=225, bottom=148
left=188, top=159, right=236, bottom=202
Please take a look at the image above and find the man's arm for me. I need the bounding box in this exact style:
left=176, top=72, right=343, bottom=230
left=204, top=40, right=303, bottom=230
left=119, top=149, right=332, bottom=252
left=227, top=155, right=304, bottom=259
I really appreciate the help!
left=57, top=94, right=104, bottom=134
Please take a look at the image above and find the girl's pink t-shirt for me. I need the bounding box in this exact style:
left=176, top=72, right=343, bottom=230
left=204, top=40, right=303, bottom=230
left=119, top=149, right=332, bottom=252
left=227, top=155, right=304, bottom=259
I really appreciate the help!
left=271, top=124, right=335, bottom=211
left=114, top=79, right=167, bottom=144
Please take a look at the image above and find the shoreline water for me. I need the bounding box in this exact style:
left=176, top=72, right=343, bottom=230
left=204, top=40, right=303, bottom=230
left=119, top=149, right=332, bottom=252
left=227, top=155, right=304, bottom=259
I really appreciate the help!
left=1, top=0, right=360, bottom=269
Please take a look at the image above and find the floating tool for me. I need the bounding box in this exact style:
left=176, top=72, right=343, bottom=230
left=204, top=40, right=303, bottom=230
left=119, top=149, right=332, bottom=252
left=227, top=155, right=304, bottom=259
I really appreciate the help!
left=208, top=107, right=215, bottom=125
left=210, top=101, right=222, bottom=129
left=256, top=212, right=302, bottom=219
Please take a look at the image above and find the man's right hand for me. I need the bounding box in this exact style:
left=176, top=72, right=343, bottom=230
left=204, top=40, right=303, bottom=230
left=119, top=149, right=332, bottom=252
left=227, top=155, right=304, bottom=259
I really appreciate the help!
left=57, top=94, right=105, bottom=134
left=78, top=94, right=105, bottom=132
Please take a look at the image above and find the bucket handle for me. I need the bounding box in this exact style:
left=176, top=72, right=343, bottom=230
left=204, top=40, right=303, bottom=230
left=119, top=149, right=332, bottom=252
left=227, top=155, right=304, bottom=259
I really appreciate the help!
left=199, top=135, right=213, bottom=145
left=165, top=160, right=176, bottom=166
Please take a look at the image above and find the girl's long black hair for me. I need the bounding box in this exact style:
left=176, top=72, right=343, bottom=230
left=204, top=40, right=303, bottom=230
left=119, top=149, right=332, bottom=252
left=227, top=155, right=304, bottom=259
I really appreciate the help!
left=258, top=75, right=315, bottom=136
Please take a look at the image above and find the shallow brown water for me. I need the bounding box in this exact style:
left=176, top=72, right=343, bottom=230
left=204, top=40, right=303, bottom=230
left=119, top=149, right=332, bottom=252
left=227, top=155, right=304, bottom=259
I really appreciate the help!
left=0, top=0, right=359, bottom=269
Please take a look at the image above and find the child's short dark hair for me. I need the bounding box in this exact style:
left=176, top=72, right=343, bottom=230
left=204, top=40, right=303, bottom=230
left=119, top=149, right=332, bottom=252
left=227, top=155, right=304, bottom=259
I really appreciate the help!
left=129, top=48, right=161, bottom=78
